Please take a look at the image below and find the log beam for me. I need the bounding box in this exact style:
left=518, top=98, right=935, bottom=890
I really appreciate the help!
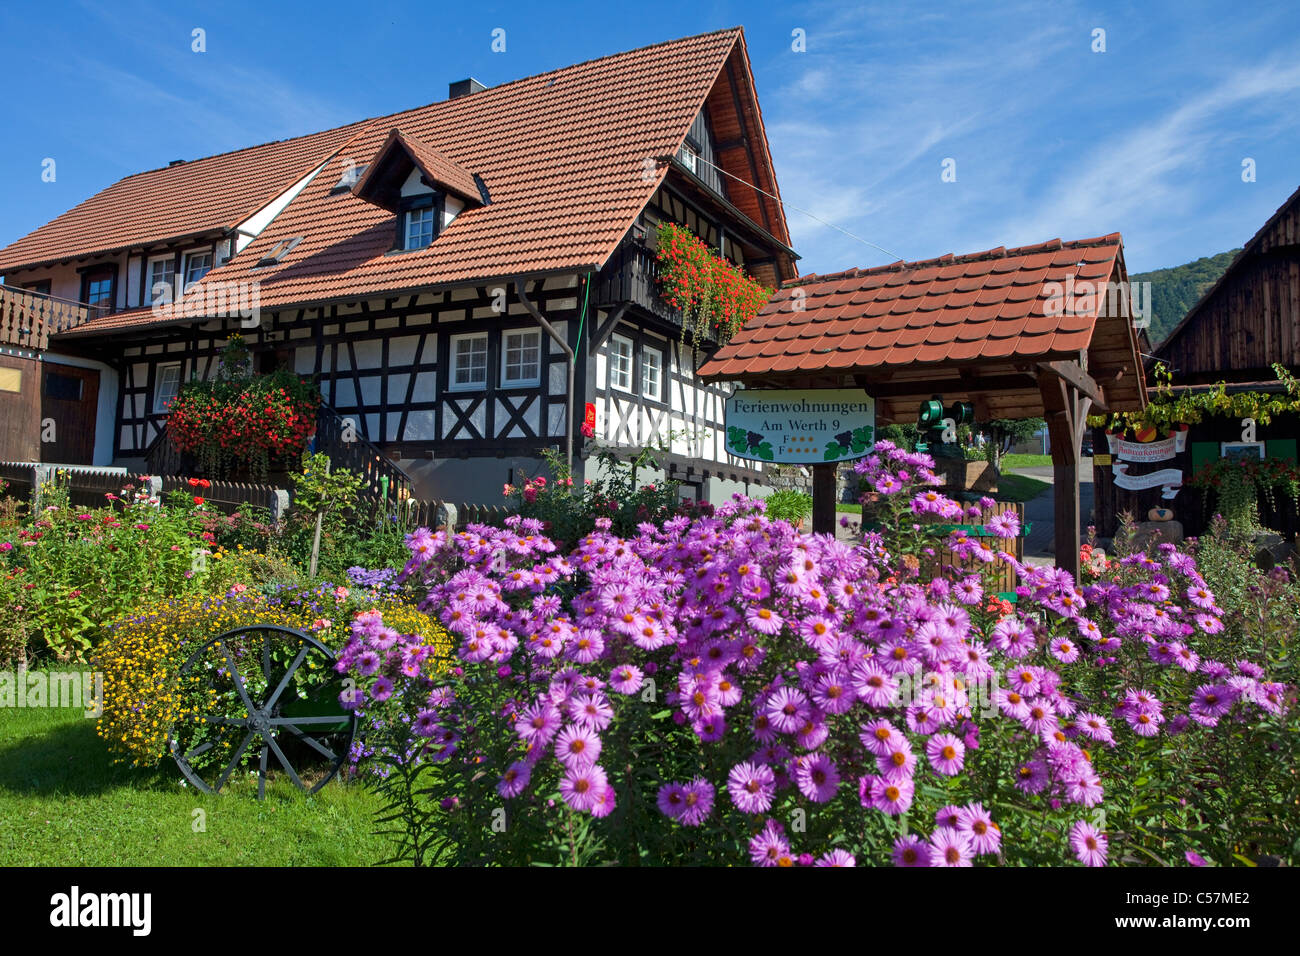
left=812, top=462, right=837, bottom=536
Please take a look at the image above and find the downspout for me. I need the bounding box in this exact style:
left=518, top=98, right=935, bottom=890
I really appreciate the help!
left=514, top=278, right=574, bottom=476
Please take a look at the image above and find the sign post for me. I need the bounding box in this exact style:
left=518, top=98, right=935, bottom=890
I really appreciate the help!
left=724, top=389, right=876, bottom=534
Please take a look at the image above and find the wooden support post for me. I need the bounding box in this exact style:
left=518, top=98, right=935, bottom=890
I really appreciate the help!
left=812, top=463, right=836, bottom=535
left=1038, top=369, right=1093, bottom=580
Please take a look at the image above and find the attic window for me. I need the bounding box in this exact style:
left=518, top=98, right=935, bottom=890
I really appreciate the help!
left=679, top=144, right=698, bottom=175
left=330, top=164, right=367, bottom=194
left=255, top=236, right=304, bottom=267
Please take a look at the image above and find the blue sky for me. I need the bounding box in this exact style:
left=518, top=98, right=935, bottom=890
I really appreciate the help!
left=1, top=0, right=1297, bottom=275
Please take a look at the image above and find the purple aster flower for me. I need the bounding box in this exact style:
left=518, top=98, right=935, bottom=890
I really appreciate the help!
left=727, top=761, right=776, bottom=814
left=555, top=724, right=602, bottom=769
left=794, top=752, right=840, bottom=803
left=368, top=675, right=394, bottom=703
left=497, top=760, right=532, bottom=798
left=892, top=834, right=930, bottom=866
left=765, top=686, right=811, bottom=734
left=678, top=778, right=715, bottom=826
left=412, top=709, right=439, bottom=737
left=749, top=819, right=791, bottom=867
left=1069, top=820, right=1108, bottom=866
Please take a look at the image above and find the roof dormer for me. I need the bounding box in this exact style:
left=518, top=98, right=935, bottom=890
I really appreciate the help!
left=351, top=129, right=485, bottom=251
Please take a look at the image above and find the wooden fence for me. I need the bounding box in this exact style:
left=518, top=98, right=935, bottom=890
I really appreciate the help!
left=0, top=461, right=512, bottom=534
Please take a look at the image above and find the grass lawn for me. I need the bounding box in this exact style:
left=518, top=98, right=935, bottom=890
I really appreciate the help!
left=0, top=692, right=399, bottom=866
left=994, top=473, right=1051, bottom=503
left=999, top=453, right=1052, bottom=469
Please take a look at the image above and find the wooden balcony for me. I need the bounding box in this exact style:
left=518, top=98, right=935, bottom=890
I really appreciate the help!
left=591, top=237, right=682, bottom=327
left=0, top=285, right=93, bottom=350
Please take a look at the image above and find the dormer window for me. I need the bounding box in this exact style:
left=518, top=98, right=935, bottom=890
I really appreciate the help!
left=404, top=200, right=436, bottom=250
left=350, top=128, right=483, bottom=253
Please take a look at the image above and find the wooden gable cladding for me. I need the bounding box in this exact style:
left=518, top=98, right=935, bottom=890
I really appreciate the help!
left=1155, top=185, right=1300, bottom=384
left=699, top=35, right=795, bottom=281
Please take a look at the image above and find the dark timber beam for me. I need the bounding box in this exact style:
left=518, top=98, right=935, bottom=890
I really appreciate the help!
left=812, top=462, right=837, bottom=536
left=589, top=302, right=631, bottom=355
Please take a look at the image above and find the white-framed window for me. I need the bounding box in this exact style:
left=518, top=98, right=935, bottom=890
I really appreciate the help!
left=501, top=329, right=541, bottom=387
left=450, top=332, right=489, bottom=390
left=641, top=345, right=663, bottom=401
left=405, top=207, right=435, bottom=250
left=155, top=364, right=182, bottom=413
left=609, top=334, right=633, bottom=392
left=182, top=250, right=212, bottom=291
left=679, top=145, right=698, bottom=175
left=147, top=256, right=175, bottom=305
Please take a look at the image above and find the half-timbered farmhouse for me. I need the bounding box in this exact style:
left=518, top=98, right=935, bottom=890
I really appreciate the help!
left=0, top=27, right=797, bottom=504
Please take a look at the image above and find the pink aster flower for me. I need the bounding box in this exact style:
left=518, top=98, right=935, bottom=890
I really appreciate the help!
left=1069, top=820, right=1108, bottom=866
left=609, top=664, right=643, bottom=695
left=515, top=700, right=561, bottom=747
left=929, top=827, right=973, bottom=867
left=869, top=775, right=915, bottom=816
left=957, top=802, right=1001, bottom=855
left=925, top=732, right=966, bottom=776
left=554, top=724, right=602, bottom=769
left=814, top=849, right=856, bottom=867
left=765, top=686, right=811, bottom=734
left=745, top=604, right=784, bottom=635
left=560, top=764, right=607, bottom=813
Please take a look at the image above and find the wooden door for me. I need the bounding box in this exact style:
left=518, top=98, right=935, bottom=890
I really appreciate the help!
left=40, top=364, right=99, bottom=464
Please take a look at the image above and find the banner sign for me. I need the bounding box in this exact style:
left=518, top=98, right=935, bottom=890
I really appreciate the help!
left=1113, top=463, right=1182, bottom=499
left=724, top=389, right=875, bottom=463
left=1106, top=427, right=1188, bottom=463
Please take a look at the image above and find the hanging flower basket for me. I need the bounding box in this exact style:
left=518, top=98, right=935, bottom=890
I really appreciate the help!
left=654, top=221, right=772, bottom=346
left=165, top=335, right=320, bottom=481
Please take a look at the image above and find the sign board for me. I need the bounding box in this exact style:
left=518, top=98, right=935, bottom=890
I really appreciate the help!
left=1105, top=427, right=1188, bottom=463
left=1113, top=463, right=1182, bottom=499
left=724, top=389, right=875, bottom=463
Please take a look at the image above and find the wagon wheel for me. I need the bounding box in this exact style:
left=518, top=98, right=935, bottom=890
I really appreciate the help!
left=167, top=625, right=358, bottom=799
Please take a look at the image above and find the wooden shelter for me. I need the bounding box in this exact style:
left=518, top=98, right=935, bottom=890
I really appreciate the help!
left=698, top=235, right=1148, bottom=575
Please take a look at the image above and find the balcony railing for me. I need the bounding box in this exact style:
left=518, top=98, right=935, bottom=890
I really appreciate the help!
left=0, top=285, right=93, bottom=350
left=591, top=237, right=682, bottom=326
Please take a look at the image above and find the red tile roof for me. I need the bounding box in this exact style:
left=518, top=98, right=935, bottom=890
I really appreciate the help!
left=0, top=125, right=367, bottom=273
left=698, top=235, right=1127, bottom=379
left=15, top=28, right=790, bottom=339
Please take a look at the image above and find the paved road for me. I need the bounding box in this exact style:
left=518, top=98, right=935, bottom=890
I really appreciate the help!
left=1018, top=458, right=1093, bottom=563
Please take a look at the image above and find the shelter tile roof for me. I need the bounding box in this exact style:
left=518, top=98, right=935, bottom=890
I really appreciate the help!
left=698, top=235, right=1126, bottom=379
